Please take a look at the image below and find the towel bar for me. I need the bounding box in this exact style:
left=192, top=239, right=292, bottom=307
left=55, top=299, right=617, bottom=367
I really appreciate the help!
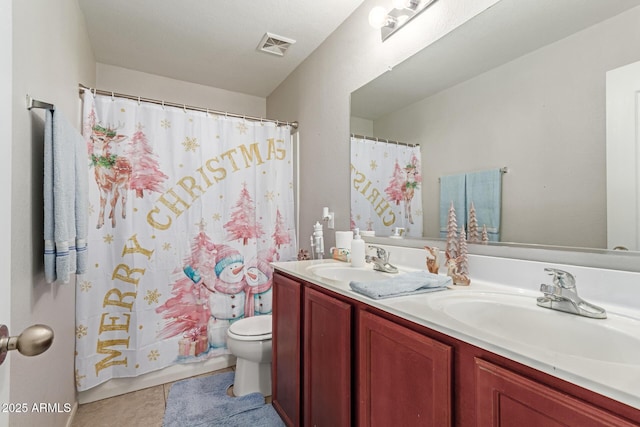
left=26, top=94, right=55, bottom=111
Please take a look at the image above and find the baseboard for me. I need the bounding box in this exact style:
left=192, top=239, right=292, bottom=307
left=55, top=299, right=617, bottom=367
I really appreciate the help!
left=77, top=355, right=236, bottom=404
left=66, top=402, right=78, bottom=427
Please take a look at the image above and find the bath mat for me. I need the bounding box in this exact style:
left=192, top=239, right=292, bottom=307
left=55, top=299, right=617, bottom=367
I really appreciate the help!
left=163, top=371, right=284, bottom=427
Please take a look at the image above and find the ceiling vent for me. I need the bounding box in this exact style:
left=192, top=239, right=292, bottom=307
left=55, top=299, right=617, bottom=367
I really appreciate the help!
left=257, top=32, right=296, bottom=57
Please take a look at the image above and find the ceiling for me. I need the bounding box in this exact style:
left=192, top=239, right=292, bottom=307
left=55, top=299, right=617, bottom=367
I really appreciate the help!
left=78, top=0, right=365, bottom=98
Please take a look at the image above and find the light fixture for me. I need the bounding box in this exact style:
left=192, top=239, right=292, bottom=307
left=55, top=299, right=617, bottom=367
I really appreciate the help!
left=369, top=0, right=438, bottom=41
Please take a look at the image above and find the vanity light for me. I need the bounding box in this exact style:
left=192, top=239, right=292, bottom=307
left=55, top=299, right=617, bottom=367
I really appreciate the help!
left=369, top=0, right=438, bottom=41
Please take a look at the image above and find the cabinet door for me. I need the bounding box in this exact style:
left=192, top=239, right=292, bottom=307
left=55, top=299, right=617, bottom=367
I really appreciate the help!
left=272, top=273, right=302, bottom=427
left=358, top=310, right=452, bottom=427
left=475, top=358, right=638, bottom=427
left=304, top=287, right=352, bottom=427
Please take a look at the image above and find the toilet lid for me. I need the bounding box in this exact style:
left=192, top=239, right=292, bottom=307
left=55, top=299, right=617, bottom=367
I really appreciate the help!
left=228, top=315, right=272, bottom=337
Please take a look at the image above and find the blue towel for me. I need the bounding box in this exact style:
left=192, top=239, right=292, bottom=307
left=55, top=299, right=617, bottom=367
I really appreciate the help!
left=349, top=271, right=451, bottom=299
left=466, top=169, right=501, bottom=241
left=439, top=173, right=466, bottom=238
left=44, top=109, right=89, bottom=284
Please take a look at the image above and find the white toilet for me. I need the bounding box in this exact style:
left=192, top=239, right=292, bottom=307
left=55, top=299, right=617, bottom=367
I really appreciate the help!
left=226, top=314, right=273, bottom=396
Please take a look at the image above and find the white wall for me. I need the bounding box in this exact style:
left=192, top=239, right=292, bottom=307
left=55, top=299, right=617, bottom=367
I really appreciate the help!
left=1, top=2, right=12, bottom=426
left=372, top=6, right=640, bottom=248
left=267, top=0, right=500, bottom=251
left=96, top=63, right=266, bottom=118
left=10, top=1, right=95, bottom=426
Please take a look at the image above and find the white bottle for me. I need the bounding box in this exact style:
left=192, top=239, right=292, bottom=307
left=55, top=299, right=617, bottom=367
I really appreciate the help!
left=351, top=228, right=366, bottom=268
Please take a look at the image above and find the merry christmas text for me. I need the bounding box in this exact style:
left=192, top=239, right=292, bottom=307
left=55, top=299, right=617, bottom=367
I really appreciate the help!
left=147, top=139, right=287, bottom=230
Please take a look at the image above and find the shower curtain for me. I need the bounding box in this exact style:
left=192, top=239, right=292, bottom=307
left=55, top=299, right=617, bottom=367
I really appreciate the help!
left=350, top=136, right=423, bottom=238
left=75, top=90, right=297, bottom=391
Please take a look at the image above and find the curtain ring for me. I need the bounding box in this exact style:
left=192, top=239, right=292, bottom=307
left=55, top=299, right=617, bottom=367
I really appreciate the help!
left=92, top=88, right=96, bottom=97
left=111, top=92, right=114, bottom=101
left=205, top=108, right=209, bottom=117
left=137, top=96, right=141, bottom=106
left=162, top=100, right=165, bottom=110
left=183, top=104, right=187, bottom=114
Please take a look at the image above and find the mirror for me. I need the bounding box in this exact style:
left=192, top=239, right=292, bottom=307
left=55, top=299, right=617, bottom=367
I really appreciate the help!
left=350, top=0, right=640, bottom=252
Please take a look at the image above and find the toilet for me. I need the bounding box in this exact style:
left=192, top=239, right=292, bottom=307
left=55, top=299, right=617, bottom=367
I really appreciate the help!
left=226, top=314, right=273, bottom=396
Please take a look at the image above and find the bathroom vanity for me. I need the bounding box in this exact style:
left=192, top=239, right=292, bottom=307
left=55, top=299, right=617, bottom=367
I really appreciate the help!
left=271, top=256, right=640, bottom=427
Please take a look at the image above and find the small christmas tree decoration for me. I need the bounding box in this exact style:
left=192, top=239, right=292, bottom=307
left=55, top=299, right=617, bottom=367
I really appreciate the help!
left=481, top=224, right=489, bottom=244
left=445, top=201, right=458, bottom=261
left=458, top=227, right=469, bottom=275
left=424, top=246, right=440, bottom=274
left=467, top=201, right=479, bottom=243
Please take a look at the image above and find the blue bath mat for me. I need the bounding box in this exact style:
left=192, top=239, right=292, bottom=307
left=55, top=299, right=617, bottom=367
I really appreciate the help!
left=163, top=371, right=284, bottom=427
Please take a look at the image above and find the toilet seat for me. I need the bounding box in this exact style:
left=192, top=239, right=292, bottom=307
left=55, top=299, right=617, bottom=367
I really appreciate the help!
left=227, top=315, right=272, bottom=341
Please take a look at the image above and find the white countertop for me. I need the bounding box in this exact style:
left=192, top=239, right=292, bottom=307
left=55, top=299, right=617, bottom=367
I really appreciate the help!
left=272, top=258, right=640, bottom=411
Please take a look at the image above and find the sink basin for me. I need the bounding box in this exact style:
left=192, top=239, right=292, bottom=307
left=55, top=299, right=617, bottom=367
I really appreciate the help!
left=389, top=290, right=640, bottom=365
left=306, top=264, right=402, bottom=283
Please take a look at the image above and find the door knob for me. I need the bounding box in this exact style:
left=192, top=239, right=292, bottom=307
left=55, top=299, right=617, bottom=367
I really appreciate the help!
left=0, top=324, right=54, bottom=366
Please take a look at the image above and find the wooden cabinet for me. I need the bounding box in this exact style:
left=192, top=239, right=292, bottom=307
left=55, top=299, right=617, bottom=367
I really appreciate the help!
left=272, top=273, right=302, bottom=427
left=304, top=287, right=352, bottom=427
left=358, top=310, right=452, bottom=426
left=272, top=270, right=640, bottom=427
left=475, top=358, right=637, bottom=427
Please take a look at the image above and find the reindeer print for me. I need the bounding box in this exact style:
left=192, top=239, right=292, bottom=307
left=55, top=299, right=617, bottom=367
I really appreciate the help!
left=402, top=159, right=419, bottom=224
left=89, top=125, right=132, bottom=229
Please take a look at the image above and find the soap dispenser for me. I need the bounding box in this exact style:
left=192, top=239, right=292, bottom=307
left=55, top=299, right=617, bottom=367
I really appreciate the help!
left=351, top=228, right=366, bottom=268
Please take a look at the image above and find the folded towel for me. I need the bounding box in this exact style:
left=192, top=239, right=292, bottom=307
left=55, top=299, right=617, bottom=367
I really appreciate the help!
left=439, top=173, right=466, bottom=238
left=44, top=109, right=89, bottom=284
left=349, top=271, right=451, bottom=300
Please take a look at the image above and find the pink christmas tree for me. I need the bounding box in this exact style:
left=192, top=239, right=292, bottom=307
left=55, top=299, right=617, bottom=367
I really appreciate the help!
left=156, top=226, right=213, bottom=339
left=225, top=183, right=265, bottom=245
left=385, top=160, right=405, bottom=205
left=272, top=208, right=291, bottom=249
left=127, top=130, right=168, bottom=198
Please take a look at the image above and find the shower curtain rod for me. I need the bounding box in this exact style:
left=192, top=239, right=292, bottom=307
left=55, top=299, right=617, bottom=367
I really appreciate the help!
left=78, top=84, right=298, bottom=129
left=351, top=133, right=418, bottom=147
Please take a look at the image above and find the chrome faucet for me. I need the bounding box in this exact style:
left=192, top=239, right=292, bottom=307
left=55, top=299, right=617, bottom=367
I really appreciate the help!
left=536, top=268, right=606, bottom=319
left=366, top=245, right=399, bottom=273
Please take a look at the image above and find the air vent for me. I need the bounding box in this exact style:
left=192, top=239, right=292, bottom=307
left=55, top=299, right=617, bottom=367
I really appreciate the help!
left=257, top=32, right=296, bottom=57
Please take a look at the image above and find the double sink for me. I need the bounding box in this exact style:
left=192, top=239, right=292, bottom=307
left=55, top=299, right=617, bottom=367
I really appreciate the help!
left=300, top=260, right=640, bottom=405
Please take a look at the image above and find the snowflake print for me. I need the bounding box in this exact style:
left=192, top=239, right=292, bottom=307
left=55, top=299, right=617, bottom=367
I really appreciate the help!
left=103, top=234, right=114, bottom=244
left=162, top=242, right=172, bottom=251
left=370, top=160, right=378, bottom=171
left=160, top=119, right=171, bottom=129
left=79, top=280, right=92, bottom=292
left=212, top=213, right=221, bottom=221
left=182, top=136, right=199, bottom=152
left=148, top=349, right=160, bottom=361
left=75, top=370, right=86, bottom=388
left=88, top=203, right=94, bottom=216
left=236, top=122, right=248, bottom=134
left=76, top=325, right=88, bottom=339
left=264, top=191, right=275, bottom=201
left=144, top=289, right=161, bottom=305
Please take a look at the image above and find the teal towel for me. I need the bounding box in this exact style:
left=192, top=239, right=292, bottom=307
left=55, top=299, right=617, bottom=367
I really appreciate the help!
left=439, top=173, right=466, bottom=238
left=350, top=271, right=451, bottom=299
left=466, top=169, right=501, bottom=241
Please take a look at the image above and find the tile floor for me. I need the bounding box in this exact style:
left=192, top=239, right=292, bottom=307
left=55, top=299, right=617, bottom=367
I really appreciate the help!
left=71, top=366, right=272, bottom=427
